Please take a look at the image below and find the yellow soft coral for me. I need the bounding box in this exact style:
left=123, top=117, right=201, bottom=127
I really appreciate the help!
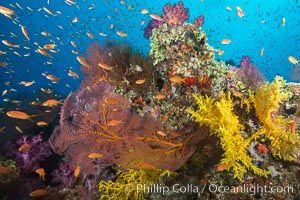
left=187, top=93, right=270, bottom=181
left=99, top=169, right=174, bottom=200
left=188, top=76, right=300, bottom=181
left=250, top=76, right=300, bottom=160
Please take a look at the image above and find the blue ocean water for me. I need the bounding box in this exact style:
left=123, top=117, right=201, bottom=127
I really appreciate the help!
left=0, top=0, right=299, bottom=99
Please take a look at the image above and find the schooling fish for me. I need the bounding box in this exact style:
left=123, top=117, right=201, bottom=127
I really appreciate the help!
left=29, top=189, right=50, bottom=197
left=42, top=99, right=63, bottom=107
left=6, top=110, right=33, bottom=120
left=74, top=165, right=80, bottom=177
left=20, top=25, right=30, bottom=41
left=116, top=31, right=127, bottom=37
left=0, top=6, right=15, bottom=15
left=2, top=40, right=20, bottom=48
left=18, top=143, right=30, bottom=151
left=221, top=38, right=231, bottom=44
left=149, top=14, right=165, bottom=22
left=288, top=56, right=299, bottom=65
left=35, top=168, right=46, bottom=180
left=77, top=56, right=93, bottom=69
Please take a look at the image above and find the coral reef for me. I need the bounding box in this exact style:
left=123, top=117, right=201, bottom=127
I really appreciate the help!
left=187, top=76, right=300, bottom=180
left=3, top=134, right=52, bottom=172
left=187, top=93, right=270, bottom=180
left=43, top=2, right=300, bottom=199
left=49, top=80, right=203, bottom=174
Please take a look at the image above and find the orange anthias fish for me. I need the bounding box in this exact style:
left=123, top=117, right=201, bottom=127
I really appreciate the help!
left=104, top=96, right=119, bottom=104
left=68, top=70, right=79, bottom=78
left=88, top=153, right=103, bottom=159
left=37, top=47, right=52, bottom=57
left=221, top=38, right=232, bottom=44
left=99, top=32, right=107, bottom=37
left=107, top=119, right=124, bottom=126
left=237, top=10, right=245, bottom=17
left=35, top=168, right=46, bottom=180
left=216, top=163, right=230, bottom=171
left=37, top=121, right=48, bottom=126
left=141, top=8, right=149, bottom=14
left=135, top=79, right=146, bottom=84
left=149, top=14, right=165, bottom=22
left=98, top=62, right=113, bottom=70
left=155, top=94, right=166, bottom=100
left=74, top=165, right=80, bottom=177
left=20, top=25, right=30, bottom=41
left=0, top=6, right=15, bottom=15
left=135, top=161, right=155, bottom=169
left=43, top=43, right=56, bottom=49
left=41, top=31, right=51, bottom=36
left=86, top=32, right=94, bottom=39
left=42, top=99, right=63, bottom=107
left=0, top=165, right=12, bottom=174
left=116, top=31, right=127, bottom=37
left=29, top=189, right=50, bottom=197
left=169, top=76, right=185, bottom=83
left=288, top=56, right=299, bottom=65
left=260, top=47, right=264, bottom=56
left=201, top=52, right=212, bottom=62
left=6, top=110, right=32, bottom=120
left=282, top=17, right=286, bottom=26
left=18, top=143, right=30, bottom=152
left=77, top=56, right=93, bottom=69
left=43, top=7, right=57, bottom=16
left=157, top=130, right=167, bottom=137
left=2, top=40, right=20, bottom=48
left=42, top=73, right=60, bottom=82
left=20, top=80, right=35, bottom=86
left=217, top=50, right=224, bottom=56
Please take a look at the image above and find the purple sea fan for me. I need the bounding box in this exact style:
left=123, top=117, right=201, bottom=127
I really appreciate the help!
left=237, top=56, right=266, bottom=90
left=240, top=55, right=251, bottom=68
left=3, top=134, right=52, bottom=172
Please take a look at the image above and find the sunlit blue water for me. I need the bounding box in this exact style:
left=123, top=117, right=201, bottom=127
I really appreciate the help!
left=0, top=0, right=299, bottom=101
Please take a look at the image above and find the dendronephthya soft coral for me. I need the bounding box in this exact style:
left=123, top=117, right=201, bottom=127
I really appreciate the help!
left=187, top=76, right=300, bottom=181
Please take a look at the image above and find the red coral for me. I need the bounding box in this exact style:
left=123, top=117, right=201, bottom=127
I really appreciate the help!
left=185, top=76, right=197, bottom=86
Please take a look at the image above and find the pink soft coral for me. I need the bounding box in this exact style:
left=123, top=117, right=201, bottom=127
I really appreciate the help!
left=162, top=1, right=189, bottom=27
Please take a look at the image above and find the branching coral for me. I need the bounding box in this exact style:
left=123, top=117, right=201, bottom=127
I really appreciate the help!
left=249, top=76, right=300, bottom=160
left=99, top=169, right=175, bottom=200
left=187, top=93, right=270, bottom=181
left=187, top=76, right=300, bottom=181
left=3, top=134, right=52, bottom=172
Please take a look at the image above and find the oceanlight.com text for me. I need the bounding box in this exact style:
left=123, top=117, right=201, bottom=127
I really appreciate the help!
left=135, top=183, right=295, bottom=196
left=208, top=183, right=294, bottom=196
